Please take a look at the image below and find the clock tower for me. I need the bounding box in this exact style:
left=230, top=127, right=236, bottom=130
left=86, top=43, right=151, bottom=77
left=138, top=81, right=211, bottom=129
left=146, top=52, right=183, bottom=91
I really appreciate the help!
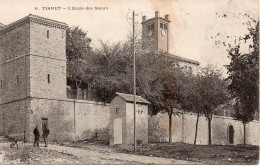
left=142, top=11, right=170, bottom=53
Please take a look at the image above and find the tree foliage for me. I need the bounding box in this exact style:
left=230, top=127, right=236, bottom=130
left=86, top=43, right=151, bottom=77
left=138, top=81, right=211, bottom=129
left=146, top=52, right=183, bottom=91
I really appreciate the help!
left=66, top=26, right=92, bottom=89
left=226, top=20, right=259, bottom=146
left=226, top=21, right=259, bottom=125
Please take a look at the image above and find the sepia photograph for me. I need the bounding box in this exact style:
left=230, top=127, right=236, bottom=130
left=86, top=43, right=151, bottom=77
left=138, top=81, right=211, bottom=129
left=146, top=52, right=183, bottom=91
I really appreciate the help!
left=0, top=0, right=259, bottom=165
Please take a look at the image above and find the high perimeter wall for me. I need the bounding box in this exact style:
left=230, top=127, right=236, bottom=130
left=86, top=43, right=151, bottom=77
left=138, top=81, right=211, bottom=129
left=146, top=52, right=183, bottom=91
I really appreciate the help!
left=149, top=112, right=259, bottom=146
left=0, top=98, right=110, bottom=142
left=28, top=98, right=110, bottom=142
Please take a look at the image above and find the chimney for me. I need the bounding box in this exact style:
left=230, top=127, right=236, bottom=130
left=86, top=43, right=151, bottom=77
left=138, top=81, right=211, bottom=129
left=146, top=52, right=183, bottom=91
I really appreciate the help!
left=155, top=11, right=160, bottom=17
left=165, top=14, right=169, bottom=20
left=142, top=16, right=147, bottom=22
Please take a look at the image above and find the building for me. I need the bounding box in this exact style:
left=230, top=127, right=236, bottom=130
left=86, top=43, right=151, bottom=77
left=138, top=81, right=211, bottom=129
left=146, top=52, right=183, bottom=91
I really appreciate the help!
left=142, top=11, right=200, bottom=74
left=109, top=92, right=149, bottom=145
left=0, top=13, right=258, bottom=145
left=0, top=14, right=109, bottom=142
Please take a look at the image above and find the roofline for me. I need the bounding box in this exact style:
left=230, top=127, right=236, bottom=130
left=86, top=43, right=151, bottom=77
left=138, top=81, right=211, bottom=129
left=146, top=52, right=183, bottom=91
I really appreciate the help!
left=141, top=17, right=171, bottom=24
left=167, top=53, right=200, bottom=65
left=108, top=92, right=150, bottom=104
left=0, top=14, right=68, bottom=35
left=149, top=50, right=200, bottom=65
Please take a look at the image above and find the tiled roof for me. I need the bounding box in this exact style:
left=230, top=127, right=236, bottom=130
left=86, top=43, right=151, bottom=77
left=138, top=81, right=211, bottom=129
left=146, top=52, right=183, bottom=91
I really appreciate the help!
left=144, top=49, right=200, bottom=65
left=115, top=92, right=150, bottom=104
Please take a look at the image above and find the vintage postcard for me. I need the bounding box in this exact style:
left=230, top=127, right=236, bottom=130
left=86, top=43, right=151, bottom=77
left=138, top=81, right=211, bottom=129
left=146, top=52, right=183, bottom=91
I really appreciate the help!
left=0, top=0, right=259, bottom=165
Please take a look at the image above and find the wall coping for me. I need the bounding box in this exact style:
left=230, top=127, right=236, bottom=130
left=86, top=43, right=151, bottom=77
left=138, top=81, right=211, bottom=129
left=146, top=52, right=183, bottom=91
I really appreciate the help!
left=174, top=112, right=260, bottom=123
left=31, top=96, right=110, bottom=106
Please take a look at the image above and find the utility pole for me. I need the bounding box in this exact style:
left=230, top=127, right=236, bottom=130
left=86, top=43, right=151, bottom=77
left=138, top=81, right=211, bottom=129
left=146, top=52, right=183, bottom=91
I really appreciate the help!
left=127, top=9, right=141, bottom=152
left=133, top=10, right=137, bottom=152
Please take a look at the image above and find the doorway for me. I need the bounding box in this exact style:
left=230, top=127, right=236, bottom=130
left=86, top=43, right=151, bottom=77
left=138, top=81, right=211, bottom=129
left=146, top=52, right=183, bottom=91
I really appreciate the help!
left=42, top=118, right=48, bottom=130
left=113, top=118, right=122, bottom=144
left=228, top=125, right=234, bottom=144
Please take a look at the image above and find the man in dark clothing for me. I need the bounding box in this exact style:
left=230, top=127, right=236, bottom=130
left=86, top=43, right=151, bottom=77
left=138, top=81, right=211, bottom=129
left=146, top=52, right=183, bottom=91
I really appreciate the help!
left=42, top=126, right=50, bottom=147
left=33, top=126, right=40, bottom=147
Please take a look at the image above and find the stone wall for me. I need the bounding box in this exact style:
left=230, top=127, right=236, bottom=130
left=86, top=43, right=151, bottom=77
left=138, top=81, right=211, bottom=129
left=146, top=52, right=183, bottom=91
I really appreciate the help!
left=30, top=56, right=66, bottom=99
left=0, top=20, right=30, bottom=104
left=149, top=112, right=259, bottom=146
left=29, top=21, right=67, bottom=99
left=0, top=22, right=30, bottom=63
left=30, top=21, right=66, bottom=60
left=0, top=99, right=30, bottom=140
left=29, top=98, right=110, bottom=142
left=0, top=56, right=30, bottom=104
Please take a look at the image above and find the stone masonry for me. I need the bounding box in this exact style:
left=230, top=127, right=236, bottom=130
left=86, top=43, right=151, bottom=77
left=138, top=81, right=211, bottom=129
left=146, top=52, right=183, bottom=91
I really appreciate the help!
left=0, top=15, right=110, bottom=142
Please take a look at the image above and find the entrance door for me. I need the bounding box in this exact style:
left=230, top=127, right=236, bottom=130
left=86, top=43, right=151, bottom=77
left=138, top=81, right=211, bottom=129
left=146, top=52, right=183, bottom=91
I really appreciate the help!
left=114, top=118, right=122, bottom=144
left=42, top=118, right=48, bottom=130
left=228, top=125, right=234, bottom=144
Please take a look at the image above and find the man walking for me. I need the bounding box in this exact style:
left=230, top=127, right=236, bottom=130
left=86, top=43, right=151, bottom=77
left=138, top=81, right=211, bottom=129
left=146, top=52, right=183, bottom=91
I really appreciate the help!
left=42, top=125, right=50, bottom=147
left=33, top=126, right=40, bottom=147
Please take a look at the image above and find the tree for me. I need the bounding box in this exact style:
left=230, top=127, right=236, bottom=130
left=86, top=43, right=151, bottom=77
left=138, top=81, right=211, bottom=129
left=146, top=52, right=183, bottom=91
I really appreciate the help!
left=66, top=26, right=93, bottom=95
left=226, top=21, right=259, bottom=146
left=180, top=73, right=202, bottom=145
left=196, top=65, right=229, bottom=145
left=159, top=65, right=182, bottom=143
left=90, top=41, right=133, bottom=103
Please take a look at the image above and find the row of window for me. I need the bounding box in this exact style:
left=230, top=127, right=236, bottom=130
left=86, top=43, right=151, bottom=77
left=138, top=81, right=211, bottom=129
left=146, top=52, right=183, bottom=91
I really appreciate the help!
left=147, top=23, right=168, bottom=30
left=0, top=74, right=51, bottom=89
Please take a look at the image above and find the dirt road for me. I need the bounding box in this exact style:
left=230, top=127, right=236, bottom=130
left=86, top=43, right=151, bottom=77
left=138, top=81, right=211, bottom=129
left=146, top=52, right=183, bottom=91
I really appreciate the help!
left=0, top=140, right=200, bottom=164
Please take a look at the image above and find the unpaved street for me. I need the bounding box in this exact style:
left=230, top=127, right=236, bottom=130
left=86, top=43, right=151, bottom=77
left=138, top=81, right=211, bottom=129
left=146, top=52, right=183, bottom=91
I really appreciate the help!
left=0, top=140, right=199, bottom=165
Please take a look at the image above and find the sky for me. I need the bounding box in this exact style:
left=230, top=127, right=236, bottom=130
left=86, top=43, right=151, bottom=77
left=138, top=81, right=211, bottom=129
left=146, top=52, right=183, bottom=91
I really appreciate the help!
left=0, top=0, right=258, bottom=72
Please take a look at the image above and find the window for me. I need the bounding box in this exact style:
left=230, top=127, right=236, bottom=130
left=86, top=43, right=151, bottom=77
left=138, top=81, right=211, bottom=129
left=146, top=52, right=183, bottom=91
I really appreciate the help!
left=148, top=23, right=155, bottom=30
left=160, top=23, right=163, bottom=28
left=47, top=74, right=50, bottom=84
left=151, top=23, right=154, bottom=30
left=0, top=80, right=2, bottom=89
left=164, top=24, right=168, bottom=30
left=47, top=30, right=49, bottom=38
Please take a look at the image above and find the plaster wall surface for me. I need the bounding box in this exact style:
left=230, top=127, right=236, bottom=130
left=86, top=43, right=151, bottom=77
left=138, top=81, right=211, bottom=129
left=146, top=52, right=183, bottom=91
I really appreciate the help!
left=29, top=98, right=110, bottom=142
left=126, top=102, right=148, bottom=144
left=151, top=112, right=259, bottom=146
left=109, top=96, right=126, bottom=145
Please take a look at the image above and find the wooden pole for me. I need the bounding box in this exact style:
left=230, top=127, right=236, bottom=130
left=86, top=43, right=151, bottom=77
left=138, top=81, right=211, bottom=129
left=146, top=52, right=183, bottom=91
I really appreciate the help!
left=133, top=10, right=137, bottom=152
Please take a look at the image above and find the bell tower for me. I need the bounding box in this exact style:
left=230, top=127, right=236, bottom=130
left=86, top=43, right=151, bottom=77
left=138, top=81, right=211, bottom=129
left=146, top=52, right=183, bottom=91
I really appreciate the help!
left=142, top=11, right=170, bottom=53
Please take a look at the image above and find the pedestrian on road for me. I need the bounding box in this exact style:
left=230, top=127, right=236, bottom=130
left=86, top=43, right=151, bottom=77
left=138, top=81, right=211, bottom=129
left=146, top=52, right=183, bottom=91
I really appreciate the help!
left=33, top=126, right=40, bottom=147
left=42, top=125, right=50, bottom=147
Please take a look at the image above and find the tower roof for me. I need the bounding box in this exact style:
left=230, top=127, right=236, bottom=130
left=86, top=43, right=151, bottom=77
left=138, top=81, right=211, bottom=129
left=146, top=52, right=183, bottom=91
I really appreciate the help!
left=0, top=14, right=68, bottom=34
left=142, top=11, right=170, bottom=24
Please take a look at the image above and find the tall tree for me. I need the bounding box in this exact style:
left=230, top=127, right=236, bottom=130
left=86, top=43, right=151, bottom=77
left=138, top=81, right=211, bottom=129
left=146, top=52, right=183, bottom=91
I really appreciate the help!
left=226, top=21, right=259, bottom=146
left=180, top=73, right=202, bottom=145
left=160, top=65, right=182, bottom=143
left=197, top=65, right=229, bottom=145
